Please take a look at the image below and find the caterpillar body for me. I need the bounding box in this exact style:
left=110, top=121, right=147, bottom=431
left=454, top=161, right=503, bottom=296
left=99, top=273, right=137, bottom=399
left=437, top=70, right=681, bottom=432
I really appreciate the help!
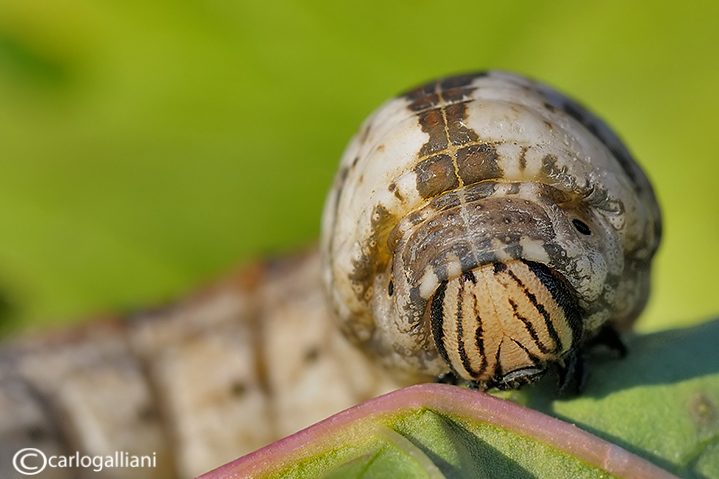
left=0, top=71, right=661, bottom=478
left=321, top=70, right=661, bottom=389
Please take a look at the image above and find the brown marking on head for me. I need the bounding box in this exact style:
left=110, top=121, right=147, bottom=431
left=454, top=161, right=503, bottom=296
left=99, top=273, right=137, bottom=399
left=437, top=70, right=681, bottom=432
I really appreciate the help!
left=518, top=146, right=529, bottom=171
left=388, top=182, right=403, bottom=201
left=403, top=73, right=483, bottom=112
left=540, top=153, right=559, bottom=176
left=405, top=85, right=440, bottom=111
left=349, top=204, right=395, bottom=299
left=414, top=154, right=460, bottom=198
left=445, top=102, right=479, bottom=146
left=439, top=73, right=486, bottom=101
left=417, top=109, right=449, bottom=156
left=456, top=143, right=503, bottom=185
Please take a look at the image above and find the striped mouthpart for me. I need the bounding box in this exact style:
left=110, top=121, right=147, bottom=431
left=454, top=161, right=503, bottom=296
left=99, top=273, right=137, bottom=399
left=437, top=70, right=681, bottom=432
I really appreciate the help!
left=430, top=259, right=582, bottom=386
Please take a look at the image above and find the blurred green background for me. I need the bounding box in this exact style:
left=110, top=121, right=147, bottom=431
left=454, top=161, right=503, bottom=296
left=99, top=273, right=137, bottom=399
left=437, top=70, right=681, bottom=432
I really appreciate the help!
left=0, top=0, right=717, bottom=335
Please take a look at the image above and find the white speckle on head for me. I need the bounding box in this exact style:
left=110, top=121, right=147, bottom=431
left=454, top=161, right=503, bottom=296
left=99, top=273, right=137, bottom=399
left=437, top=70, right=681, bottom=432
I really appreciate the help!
left=573, top=251, right=607, bottom=302
left=519, top=236, right=551, bottom=263
left=603, top=286, right=616, bottom=304
left=419, top=266, right=440, bottom=299
left=445, top=253, right=463, bottom=279
left=491, top=238, right=512, bottom=261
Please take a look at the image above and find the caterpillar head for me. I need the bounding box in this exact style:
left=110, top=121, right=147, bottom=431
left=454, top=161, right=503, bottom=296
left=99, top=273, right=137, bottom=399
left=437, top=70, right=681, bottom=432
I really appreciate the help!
left=321, top=71, right=661, bottom=389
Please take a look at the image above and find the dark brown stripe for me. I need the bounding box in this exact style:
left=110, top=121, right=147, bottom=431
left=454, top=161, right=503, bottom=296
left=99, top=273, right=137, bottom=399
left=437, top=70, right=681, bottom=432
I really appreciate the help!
left=430, top=281, right=450, bottom=365
left=462, top=270, right=477, bottom=284
left=504, top=265, right=565, bottom=354
left=522, top=260, right=583, bottom=348
left=493, top=339, right=504, bottom=378
left=510, top=338, right=542, bottom=366
left=472, top=294, right=487, bottom=377
left=508, top=298, right=553, bottom=355
left=417, top=109, right=449, bottom=156
left=455, top=278, right=474, bottom=376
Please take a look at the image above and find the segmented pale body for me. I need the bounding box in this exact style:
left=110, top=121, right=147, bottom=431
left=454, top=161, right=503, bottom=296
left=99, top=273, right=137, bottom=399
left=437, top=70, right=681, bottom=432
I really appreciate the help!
left=0, top=252, right=400, bottom=479
left=0, top=71, right=661, bottom=478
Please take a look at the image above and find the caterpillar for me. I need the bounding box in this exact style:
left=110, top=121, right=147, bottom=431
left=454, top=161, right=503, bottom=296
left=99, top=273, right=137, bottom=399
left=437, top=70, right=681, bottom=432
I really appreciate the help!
left=321, top=70, right=661, bottom=390
left=0, top=71, right=661, bottom=479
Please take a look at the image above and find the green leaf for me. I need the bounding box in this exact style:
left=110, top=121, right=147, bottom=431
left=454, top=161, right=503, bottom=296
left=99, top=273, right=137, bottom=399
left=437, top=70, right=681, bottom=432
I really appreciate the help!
left=200, top=320, right=719, bottom=479
left=529, top=318, right=719, bottom=479
left=198, top=385, right=675, bottom=479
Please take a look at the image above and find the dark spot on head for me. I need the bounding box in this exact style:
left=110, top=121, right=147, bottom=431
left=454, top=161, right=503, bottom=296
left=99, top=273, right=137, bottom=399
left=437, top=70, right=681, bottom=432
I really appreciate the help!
left=543, top=120, right=554, bottom=131
left=352, top=156, right=360, bottom=168
left=388, top=280, right=394, bottom=297
left=572, top=219, right=591, bottom=235
left=544, top=102, right=556, bottom=112
left=304, top=347, right=320, bottom=363
left=230, top=381, right=247, bottom=397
